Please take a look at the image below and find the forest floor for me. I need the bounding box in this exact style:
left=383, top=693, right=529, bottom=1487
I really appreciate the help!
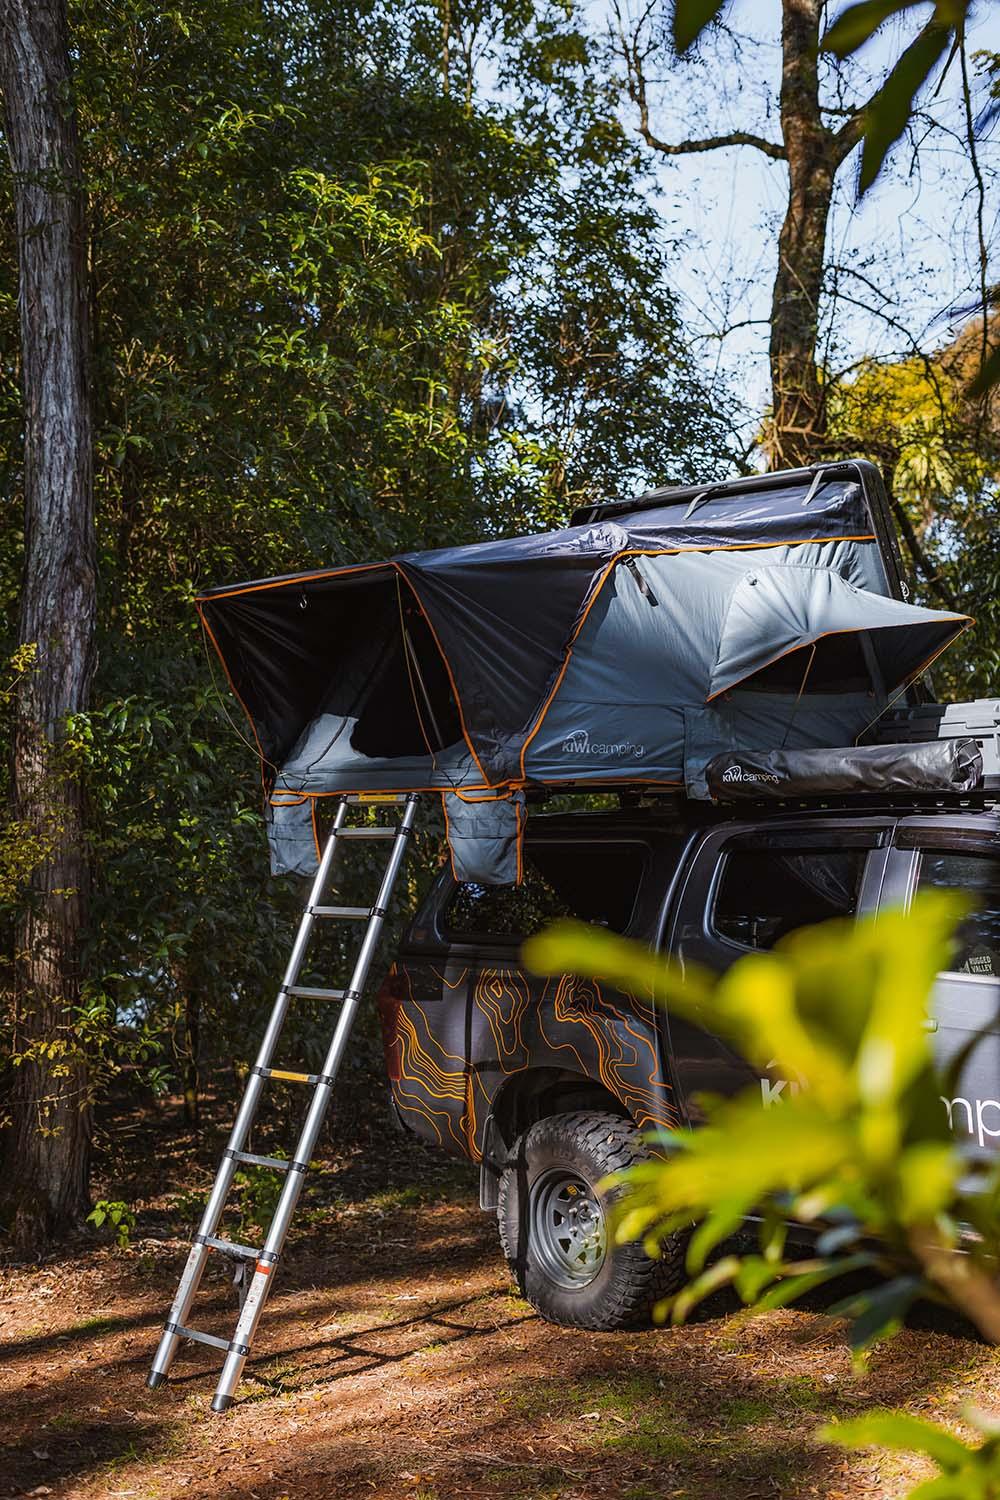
left=2, top=1069, right=999, bottom=1500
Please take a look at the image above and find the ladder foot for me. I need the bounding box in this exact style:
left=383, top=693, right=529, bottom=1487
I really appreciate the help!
left=211, top=1392, right=234, bottom=1414
left=146, top=1370, right=168, bottom=1390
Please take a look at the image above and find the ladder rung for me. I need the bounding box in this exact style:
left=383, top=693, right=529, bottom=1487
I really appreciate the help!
left=229, top=1151, right=291, bottom=1172
left=260, top=1066, right=318, bottom=1084
left=344, top=793, right=407, bottom=804
left=172, top=1324, right=233, bottom=1353
left=336, top=827, right=396, bottom=840
left=200, top=1234, right=260, bottom=1260
left=310, top=906, right=370, bottom=919
left=285, top=985, right=346, bottom=1001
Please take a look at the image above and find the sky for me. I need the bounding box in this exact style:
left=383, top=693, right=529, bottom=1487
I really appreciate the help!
left=619, top=0, right=1000, bottom=449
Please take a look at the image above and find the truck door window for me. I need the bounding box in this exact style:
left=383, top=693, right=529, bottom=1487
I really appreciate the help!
left=915, top=851, right=1000, bottom=977
left=441, top=842, right=646, bottom=942
left=712, top=848, right=866, bottom=951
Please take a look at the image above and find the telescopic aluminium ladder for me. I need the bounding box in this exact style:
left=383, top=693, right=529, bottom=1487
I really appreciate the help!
left=147, top=792, right=419, bottom=1412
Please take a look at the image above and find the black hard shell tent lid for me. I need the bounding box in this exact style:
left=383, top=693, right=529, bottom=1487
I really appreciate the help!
left=197, top=463, right=972, bottom=881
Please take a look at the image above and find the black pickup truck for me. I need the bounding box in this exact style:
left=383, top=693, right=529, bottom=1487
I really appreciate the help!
left=378, top=796, right=1000, bottom=1331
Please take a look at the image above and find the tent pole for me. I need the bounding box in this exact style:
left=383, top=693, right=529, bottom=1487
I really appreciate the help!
left=402, top=621, right=446, bottom=751
left=780, top=642, right=817, bottom=749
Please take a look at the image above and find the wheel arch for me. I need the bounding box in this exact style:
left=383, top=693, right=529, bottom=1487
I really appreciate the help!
left=479, top=1066, right=631, bottom=1210
left=490, top=1065, right=632, bottom=1150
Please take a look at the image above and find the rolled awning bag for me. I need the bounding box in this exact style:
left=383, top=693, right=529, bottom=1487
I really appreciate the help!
left=704, top=738, right=984, bottom=802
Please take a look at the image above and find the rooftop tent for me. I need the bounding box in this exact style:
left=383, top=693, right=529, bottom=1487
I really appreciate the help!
left=196, top=465, right=972, bottom=877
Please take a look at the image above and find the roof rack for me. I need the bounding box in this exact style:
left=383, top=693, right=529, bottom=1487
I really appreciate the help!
left=703, top=791, right=996, bottom=817
left=531, top=784, right=996, bottom=818
left=571, top=459, right=877, bottom=527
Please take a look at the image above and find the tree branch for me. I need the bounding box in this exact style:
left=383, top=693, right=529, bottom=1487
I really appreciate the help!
left=832, top=108, right=866, bottom=164
left=614, top=4, right=786, bottom=163
left=643, top=127, right=787, bottom=160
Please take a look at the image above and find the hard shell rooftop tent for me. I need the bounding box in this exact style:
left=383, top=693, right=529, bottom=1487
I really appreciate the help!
left=197, top=461, right=972, bottom=880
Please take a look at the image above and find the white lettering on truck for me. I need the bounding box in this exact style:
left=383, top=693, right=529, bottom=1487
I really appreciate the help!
left=941, top=1095, right=1000, bottom=1149
left=764, top=1080, right=1000, bottom=1151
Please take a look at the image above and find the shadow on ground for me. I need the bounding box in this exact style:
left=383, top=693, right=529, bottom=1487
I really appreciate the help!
left=1, top=1086, right=996, bottom=1500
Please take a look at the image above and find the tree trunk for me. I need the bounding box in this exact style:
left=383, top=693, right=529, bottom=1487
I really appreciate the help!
left=767, top=0, right=835, bottom=469
left=0, top=0, right=96, bottom=1248
left=622, top=0, right=870, bottom=470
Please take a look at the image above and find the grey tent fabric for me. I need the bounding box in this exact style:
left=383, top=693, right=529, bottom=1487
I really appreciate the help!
left=518, top=548, right=968, bottom=792
left=707, top=567, right=966, bottom=701
left=265, top=796, right=317, bottom=878
left=442, top=789, right=526, bottom=884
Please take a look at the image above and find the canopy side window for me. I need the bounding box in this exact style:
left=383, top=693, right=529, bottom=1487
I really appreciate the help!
left=915, top=849, right=1000, bottom=979
left=440, top=841, right=648, bottom=944
left=712, top=846, right=867, bottom=952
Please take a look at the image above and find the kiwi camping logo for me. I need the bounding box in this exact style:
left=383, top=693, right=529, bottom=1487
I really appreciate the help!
left=561, top=728, right=646, bottom=759
left=722, top=763, right=779, bottom=785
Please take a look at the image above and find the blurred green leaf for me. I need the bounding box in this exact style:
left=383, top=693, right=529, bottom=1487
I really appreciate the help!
left=672, top=0, right=728, bottom=53
left=857, top=22, right=952, bottom=194
left=823, top=0, right=928, bottom=58
left=821, top=1409, right=974, bottom=1469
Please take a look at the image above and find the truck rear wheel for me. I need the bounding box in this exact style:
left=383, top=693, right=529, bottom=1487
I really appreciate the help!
left=497, top=1110, right=686, bottom=1330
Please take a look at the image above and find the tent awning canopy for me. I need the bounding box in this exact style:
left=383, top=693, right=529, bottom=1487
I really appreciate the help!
left=708, top=566, right=967, bottom=702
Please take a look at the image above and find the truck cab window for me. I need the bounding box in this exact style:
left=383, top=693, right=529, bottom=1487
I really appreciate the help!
left=713, top=848, right=865, bottom=951
left=916, top=850, right=1000, bottom=977
left=441, top=841, right=646, bottom=942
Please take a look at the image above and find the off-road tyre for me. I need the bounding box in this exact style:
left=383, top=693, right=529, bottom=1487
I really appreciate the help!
left=497, top=1110, right=687, bottom=1330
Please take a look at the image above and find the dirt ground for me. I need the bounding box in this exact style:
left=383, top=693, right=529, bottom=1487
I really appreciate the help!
left=2, top=1080, right=999, bottom=1500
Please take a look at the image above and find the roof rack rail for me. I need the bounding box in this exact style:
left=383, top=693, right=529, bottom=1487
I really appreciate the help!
left=708, top=790, right=994, bottom=817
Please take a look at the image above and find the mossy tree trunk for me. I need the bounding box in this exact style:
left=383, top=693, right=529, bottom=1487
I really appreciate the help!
left=0, top=0, right=96, bottom=1248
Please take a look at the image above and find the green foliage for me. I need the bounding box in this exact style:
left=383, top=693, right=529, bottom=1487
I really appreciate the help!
left=87, top=1198, right=137, bottom=1249
left=526, top=898, right=1000, bottom=1497
left=825, top=341, right=999, bottom=698
left=524, top=894, right=1000, bottom=1354
left=822, top=2, right=973, bottom=195
left=0, top=0, right=730, bottom=1120
left=670, top=1, right=728, bottom=55
left=854, top=22, right=953, bottom=195
left=233, top=1167, right=285, bottom=1236
left=821, top=1408, right=1000, bottom=1499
